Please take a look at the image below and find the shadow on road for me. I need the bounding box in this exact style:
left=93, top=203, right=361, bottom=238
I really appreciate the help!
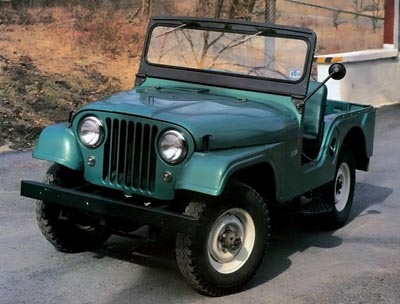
left=350, top=182, right=393, bottom=221
left=93, top=228, right=179, bottom=271
left=248, top=182, right=393, bottom=290
left=89, top=182, right=393, bottom=295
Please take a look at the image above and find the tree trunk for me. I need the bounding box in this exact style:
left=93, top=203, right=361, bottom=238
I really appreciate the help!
left=265, top=0, right=277, bottom=23
left=141, top=0, right=151, bottom=19
left=243, top=0, right=256, bottom=14
left=196, top=0, right=209, bottom=16
left=214, top=0, right=224, bottom=18
left=229, top=0, right=239, bottom=18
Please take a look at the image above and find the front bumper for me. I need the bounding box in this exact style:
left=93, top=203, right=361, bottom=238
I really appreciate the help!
left=21, top=180, right=199, bottom=235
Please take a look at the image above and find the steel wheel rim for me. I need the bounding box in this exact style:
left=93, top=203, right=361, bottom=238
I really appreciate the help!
left=207, top=208, right=255, bottom=274
left=334, top=162, right=351, bottom=212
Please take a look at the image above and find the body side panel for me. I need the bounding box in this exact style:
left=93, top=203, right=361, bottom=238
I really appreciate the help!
left=290, top=105, right=375, bottom=198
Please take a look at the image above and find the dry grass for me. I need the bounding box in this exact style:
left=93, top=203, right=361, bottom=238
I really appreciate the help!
left=0, top=3, right=384, bottom=86
left=0, top=7, right=145, bottom=148
left=1, top=7, right=146, bottom=89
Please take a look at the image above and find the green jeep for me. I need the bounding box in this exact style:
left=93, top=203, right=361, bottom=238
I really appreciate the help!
left=21, top=17, right=375, bottom=296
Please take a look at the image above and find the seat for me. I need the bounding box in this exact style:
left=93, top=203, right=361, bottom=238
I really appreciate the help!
left=302, top=82, right=328, bottom=160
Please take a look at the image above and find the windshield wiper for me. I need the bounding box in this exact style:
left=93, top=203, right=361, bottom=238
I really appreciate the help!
left=154, top=23, right=187, bottom=38
left=229, top=31, right=264, bottom=48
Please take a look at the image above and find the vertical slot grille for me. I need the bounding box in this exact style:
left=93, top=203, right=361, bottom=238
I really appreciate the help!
left=103, top=118, right=158, bottom=193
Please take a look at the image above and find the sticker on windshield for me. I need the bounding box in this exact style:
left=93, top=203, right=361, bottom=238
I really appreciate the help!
left=289, top=69, right=302, bottom=80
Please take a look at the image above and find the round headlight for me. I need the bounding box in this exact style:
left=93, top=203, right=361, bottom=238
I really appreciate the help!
left=158, top=130, right=187, bottom=164
left=78, top=116, right=104, bottom=148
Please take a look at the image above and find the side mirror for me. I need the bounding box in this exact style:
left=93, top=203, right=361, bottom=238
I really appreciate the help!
left=304, top=63, right=346, bottom=103
left=329, top=63, right=346, bottom=80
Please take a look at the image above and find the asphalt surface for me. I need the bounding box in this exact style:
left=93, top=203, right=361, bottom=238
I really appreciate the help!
left=1, top=104, right=400, bottom=304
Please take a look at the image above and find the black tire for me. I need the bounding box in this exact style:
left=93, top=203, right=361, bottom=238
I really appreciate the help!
left=176, top=182, right=270, bottom=296
left=36, top=164, right=111, bottom=253
left=316, top=147, right=356, bottom=229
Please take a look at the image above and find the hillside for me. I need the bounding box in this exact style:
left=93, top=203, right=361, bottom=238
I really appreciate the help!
left=0, top=1, right=384, bottom=150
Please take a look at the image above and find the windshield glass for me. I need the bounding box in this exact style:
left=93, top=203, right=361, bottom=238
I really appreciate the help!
left=147, top=25, right=309, bottom=82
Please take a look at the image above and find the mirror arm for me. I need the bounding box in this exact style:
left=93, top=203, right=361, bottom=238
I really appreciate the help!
left=292, top=63, right=345, bottom=114
left=292, top=71, right=335, bottom=114
left=303, top=70, right=336, bottom=103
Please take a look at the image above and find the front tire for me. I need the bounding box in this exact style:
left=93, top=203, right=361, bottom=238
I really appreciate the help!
left=36, top=164, right=111, bottom=253
left=176, top=183, right=270, bottom=296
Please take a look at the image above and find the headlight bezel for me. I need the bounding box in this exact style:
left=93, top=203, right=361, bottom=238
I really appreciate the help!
left=78, top=116, right=105, bottom=149
left=158, top=129, right=188, bottom=165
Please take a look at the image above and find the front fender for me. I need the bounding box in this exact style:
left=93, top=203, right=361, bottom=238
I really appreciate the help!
left=33, top=123, right=83, bottom=171
left=176, top=143, right=280, bottom=196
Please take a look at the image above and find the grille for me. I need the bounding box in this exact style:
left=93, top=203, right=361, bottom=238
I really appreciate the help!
left=102, top=118, right=159, bottom=193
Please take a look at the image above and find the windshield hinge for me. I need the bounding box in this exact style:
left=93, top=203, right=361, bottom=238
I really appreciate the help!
left=292, top=95, right=305, bottom=114
left=135, top=73, right=147, bottom=86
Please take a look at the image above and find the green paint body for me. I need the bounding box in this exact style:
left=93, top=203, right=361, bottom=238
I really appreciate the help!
left=32, top=77, right=375, bottom=202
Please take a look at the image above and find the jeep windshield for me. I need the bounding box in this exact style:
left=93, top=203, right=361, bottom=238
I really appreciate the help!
left=147, top=25, right=308, bottom=82
left=139, top=18, right=316, bottom=97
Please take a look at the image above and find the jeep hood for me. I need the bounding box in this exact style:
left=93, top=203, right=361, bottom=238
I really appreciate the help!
left=78, top=87, right=298, bottom=150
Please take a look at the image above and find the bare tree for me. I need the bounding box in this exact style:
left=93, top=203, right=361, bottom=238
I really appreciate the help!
left=352, top=0, right=363, bottom=27
left=370, top=0, right=382, bottom=33
left=188, top=0, right=278, bottom=23
left=213, top=0, right=224, bottom=18
left=243, top=0, right=256, bottom=13
left=265, top=0, right=277, bottom=23
left=228, top=0, right=240, bottom=18
left=141, top=0, right=151, bottom=19
left=195, top=0, right=209, bottom=16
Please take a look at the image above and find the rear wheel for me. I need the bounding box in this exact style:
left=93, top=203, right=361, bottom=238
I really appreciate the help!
left=176, top=182, right=270, bottom=296
left=315, top=147, right=356, bottom=229
left=36, top=164, right=111, bottom=253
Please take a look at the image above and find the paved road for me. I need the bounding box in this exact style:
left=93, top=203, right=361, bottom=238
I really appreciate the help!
left=1, top=105, right=400, bottom=304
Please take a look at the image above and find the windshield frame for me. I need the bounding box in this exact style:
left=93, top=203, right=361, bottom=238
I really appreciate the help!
left=138, top=17, right=316, bottom=98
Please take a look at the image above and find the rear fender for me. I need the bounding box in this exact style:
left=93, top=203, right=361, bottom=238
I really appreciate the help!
left=33, top=123, right=83, bottom=171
